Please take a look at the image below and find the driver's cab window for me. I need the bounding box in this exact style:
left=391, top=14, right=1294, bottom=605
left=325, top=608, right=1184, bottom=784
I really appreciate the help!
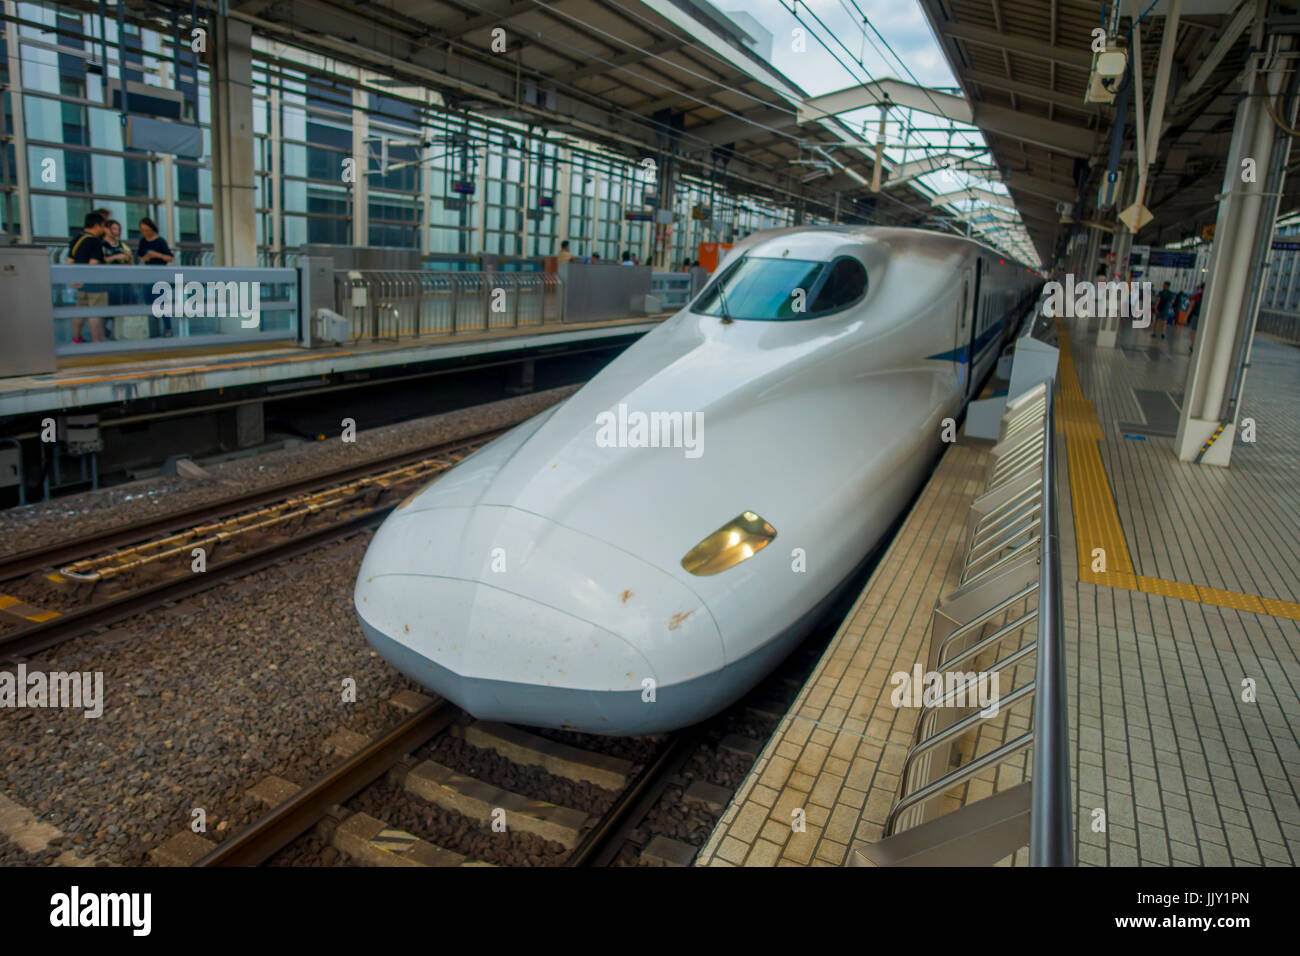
left=811, top=256, right=867, bottom=313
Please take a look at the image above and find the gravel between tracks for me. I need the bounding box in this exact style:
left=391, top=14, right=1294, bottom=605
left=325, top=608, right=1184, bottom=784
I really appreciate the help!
left=420, top=733, right=620, bottom=818
left=345, top=780, right=569, bottom=866
left=0, top=531, right=414, bottom=866
left=0, top=385, right=578, bottom=559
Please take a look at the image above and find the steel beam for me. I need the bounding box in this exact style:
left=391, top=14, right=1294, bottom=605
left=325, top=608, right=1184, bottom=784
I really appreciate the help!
left=940, top=21, right=1093, bottom=70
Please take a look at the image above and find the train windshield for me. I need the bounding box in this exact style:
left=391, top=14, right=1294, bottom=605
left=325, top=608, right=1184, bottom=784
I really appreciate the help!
left=693, top=255, right=867, bottom=320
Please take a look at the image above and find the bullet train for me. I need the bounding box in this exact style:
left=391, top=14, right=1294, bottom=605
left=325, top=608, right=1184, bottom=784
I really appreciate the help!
left=354, top=226, right=1041, bottom=734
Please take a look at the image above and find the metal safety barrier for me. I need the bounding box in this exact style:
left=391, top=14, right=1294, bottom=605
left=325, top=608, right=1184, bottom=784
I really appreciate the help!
left=49, top=264, right=300, bottom=356
left=333, top=269, right=564, bottom=342
left=856, top=379, right=1072, bottom=867
left=651, top=271, right=693, bottom=309
left=1255, top=308, right=1300, bottom=345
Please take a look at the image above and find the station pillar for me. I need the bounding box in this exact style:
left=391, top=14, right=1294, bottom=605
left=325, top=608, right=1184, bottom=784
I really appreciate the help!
left=1175, top=32, right=1297, bottom=466
left=208, top=16, right=257, bottom=267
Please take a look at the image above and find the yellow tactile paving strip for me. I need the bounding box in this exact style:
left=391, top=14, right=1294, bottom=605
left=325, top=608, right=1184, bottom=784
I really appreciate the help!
left=1056, top=322, right=1300, bottom=621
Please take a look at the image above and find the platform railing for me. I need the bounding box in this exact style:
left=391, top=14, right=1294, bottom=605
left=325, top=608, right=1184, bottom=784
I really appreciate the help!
left=651, top=271, right=693, bottom=309
left=49, top=264, right=300, bottom=356
left=855, top=379, right=1073, bottom=867
left=1255, top=308, right=1300, bottom=345
left=332, top=269, right=564, bottom=342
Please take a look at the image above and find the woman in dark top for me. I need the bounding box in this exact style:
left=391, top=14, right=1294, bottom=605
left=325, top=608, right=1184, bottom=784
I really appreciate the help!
left=137, top=217, right=174, bottom=336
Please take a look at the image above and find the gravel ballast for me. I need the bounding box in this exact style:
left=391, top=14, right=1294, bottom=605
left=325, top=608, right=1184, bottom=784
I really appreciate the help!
left=0, top=531, right=416, bottom=866
left=1, top=387, right=584, bottom=866
left=0, top=385, right=578, bottom=559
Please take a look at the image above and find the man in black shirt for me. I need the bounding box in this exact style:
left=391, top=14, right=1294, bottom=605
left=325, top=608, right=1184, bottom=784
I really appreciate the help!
left=65, top=212, right=108, bottom=343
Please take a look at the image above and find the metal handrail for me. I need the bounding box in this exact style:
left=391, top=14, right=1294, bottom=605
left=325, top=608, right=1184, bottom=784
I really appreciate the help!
left=933, top=581, right=1038, bottom=662
left=332, top=268, right=566, bottom=341
left=937, top=609, right=1039, bottom=671
left=899, top=681, right=1038, bottom=787
left=1030, top=385, right=1072, bottom=866
left=877, top=378, right=1072, bottom=865
left=883, top=733, right=1035, bottom=836
left=968, top=504, right=1043, bottom=558
left=991, top=430, right=1047, bottom=477
left=919, top=641, right=1039, bottom=736
left=992, top=430, right=1046, bottom=472
left=972, top=477, right=1044, bottom=532
left=960, top=536, right=1040, bottom=588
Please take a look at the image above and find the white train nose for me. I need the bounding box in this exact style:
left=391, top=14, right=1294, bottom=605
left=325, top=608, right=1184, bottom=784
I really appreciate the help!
left=354, top=505, right=728, bottom=733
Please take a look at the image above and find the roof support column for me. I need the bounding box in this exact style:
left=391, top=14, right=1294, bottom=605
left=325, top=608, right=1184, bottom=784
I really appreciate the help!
left=1131, top=0, right=1182, bottom=218
left=208, top=15, right=256, bottom=266
left=4, top=1, right=33, bottom=244
left=350, top=88, right=369, bottom=249
left=1175, top=22, right=1295, bottom=467
left=1099, top=162, right=1136, bottom=348
left=556, top=145, right=573, bottom=253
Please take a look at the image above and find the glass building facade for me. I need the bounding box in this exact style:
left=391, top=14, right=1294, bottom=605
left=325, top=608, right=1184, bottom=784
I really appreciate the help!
left=1, top=3, right=800, bottom=269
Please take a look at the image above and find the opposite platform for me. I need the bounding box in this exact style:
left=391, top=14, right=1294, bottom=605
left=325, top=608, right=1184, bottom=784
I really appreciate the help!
left=0, top=316, right=659, bottom=418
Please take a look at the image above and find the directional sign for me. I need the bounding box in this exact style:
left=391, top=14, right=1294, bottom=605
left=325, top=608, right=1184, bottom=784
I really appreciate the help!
left=1119, top=201, right=1154, bottom=232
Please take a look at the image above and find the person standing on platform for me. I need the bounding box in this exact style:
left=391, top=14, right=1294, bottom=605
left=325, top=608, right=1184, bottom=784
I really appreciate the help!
left=101, top=218, right=134, bottom=341
left=137, top=217, right=175, bottom=337
left=65, top=212, right=109, bottom=344
left=620, top=250, right=634, bottom=266
left=589, top=252, right=600, bottom=264
left=557, top=240, right=574, bottom=264
left=102, top=219, right=133, bottom=264
left=1153, top=281, right=1174, bottom=339
left=90, top=208, right=128, bottom=339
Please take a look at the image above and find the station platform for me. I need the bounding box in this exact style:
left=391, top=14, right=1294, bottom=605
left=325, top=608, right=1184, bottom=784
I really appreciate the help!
left=0, top=315, right=661, bottom=419
left=698, top=319, right=1300, bottom=867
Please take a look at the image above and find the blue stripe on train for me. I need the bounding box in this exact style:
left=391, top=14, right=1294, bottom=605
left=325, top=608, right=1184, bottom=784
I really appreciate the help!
left=924, top=314, right=1008, bottom=364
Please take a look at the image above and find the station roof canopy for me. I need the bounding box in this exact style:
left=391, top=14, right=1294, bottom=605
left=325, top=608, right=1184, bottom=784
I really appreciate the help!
left=915, top=0, right=1289, bottom=263
left=112, top=0, right=972, bottom=233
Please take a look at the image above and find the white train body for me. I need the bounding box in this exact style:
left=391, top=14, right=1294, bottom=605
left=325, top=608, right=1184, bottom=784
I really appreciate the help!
left=355, top=226, right=1040, bottom=734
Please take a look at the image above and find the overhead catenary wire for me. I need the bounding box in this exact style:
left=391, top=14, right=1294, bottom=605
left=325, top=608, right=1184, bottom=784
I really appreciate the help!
left=825, top=0, right=1030, bottom=255
left=240, top=0, right=976, bottom=230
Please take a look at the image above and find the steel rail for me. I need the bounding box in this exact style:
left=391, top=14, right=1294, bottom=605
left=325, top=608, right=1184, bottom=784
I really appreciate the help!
left=0, top=430, right=505, bottom=583
left=0, top=505, right=392, bottom=661
left=194, top=700, right=457, bottom=867
left=565, top=725, right=708, bottom=868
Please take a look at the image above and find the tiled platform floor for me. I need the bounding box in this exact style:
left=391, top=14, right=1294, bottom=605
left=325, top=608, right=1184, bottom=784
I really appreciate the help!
left=696, top=440, right=993, bottom=867
left=698, top=320, right=1299, bottom=867
left=1060, top=318, right=1299, bottom=866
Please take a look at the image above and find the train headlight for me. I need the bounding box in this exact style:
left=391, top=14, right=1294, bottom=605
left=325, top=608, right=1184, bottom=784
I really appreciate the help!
left=681, top=512, right=776, bottom=576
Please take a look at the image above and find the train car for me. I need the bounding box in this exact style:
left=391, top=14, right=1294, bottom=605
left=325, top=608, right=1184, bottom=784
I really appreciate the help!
left=354, top=226, right=1041, bottom=734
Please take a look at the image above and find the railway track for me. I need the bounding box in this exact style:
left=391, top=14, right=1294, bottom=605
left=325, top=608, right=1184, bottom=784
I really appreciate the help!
left=0, top=431, right=501, bottom=660
left=179, top=636, right=829, bottom=869
left=175, top=692, right=686, bottom=868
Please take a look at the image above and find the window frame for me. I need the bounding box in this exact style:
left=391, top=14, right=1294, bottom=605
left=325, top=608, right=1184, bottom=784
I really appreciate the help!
left=692, top=253, right=868, bottom=321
